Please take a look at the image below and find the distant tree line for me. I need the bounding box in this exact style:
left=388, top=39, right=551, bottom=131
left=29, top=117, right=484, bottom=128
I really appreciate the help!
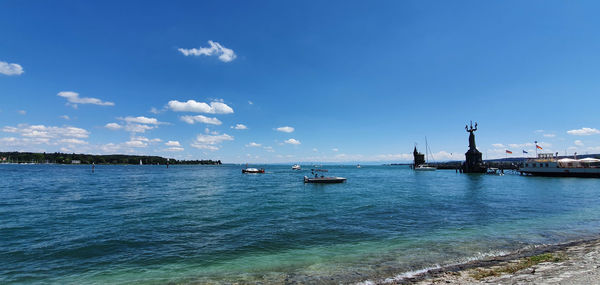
left=0, top=152, right=221, bottom=165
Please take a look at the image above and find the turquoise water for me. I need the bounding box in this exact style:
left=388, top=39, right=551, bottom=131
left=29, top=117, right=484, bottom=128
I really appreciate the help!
left=2, top=164, right=600, bottom=284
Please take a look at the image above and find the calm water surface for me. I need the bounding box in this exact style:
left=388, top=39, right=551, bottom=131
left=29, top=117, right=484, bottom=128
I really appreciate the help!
left=2, top=164, right=600, bottom=284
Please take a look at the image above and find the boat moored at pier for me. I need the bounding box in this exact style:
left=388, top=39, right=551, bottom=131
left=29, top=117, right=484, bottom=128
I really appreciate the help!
left=519, top=153, right=600, bottom=178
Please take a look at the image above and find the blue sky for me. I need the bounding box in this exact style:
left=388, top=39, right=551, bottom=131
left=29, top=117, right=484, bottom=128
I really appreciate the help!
left=2, top=1, right=600, bottom=163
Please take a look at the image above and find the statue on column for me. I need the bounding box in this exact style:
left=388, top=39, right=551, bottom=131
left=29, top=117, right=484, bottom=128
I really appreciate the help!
left=462, top=121, right=486, bottom=173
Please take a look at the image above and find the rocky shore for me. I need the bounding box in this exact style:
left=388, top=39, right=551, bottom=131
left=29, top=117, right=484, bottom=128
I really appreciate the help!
left=375, top=238, right=600, bottom=284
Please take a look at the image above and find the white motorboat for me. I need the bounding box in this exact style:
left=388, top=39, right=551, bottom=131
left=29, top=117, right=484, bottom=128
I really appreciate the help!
left=292, top=164, right=301, bottom=170
left=304, top=168, right=346, bottom=183
left=519, top=153, right=600, bottom=178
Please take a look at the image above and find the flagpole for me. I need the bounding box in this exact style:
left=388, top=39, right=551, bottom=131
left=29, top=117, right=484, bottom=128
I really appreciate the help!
left=535, top=140, right=538, bottom=158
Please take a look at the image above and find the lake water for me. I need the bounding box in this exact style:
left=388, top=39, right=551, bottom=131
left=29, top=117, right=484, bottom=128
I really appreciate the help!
left=2, top=164, right=600, bottom=284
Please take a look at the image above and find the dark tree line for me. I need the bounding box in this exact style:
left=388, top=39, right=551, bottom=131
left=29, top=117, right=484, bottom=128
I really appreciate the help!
left=0, top=152, right=221, bottom=165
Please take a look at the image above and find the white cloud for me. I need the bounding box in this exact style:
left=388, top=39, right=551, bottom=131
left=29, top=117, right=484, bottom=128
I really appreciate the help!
left=178, top=41, right=237, bottom=62
left=168, top=100, right=234, bottom=114
left=3, top=124, right=89, bottom=138
left=276, top=126, right=294, bottom=133
left=248, top=101, right=253, bottom=105
left=332, top=148, right=339, bottom=152
left=492, top=143, right=505, bottom=148
left=18, top=110, right=26, bottom=115
left=180, top=115, right=222, bottom=125
left=105, top=123, right=122, bottom=130
left=108, top=116, right=163, bottom=133
left=121, top=116, right=160, bottom=125
left=60, top=115, right=70, bottom=120
left=125, top=140, right=147, bottom=148
left=124, top=124, right=155, bottom=133
left=165, top=140, right=181, bottom=147
left=0, top=61, right=24, bottom=75
left=59, top=138, right=88, bottom=145
left=312, top=148, right=318, bottom=152
left=231, top=124, right=247, bottom=130
left=246, top=142, right=262, bottom=147
left=567, top=127, right=600, bottom=136
left=0, top=124, right=91, bottom=152
left=574, top=140, right=584, bottom=146
left=264, top=146, right=274, bottom=152
left=543, top=134, right=556, bottom=138
left=57, top=91, right=114, bottom=107
left=165, top=147, right=184, bottom=152
left=190, top=133, right=234, bottom=151
left=284, top=138, right=301, bottom=145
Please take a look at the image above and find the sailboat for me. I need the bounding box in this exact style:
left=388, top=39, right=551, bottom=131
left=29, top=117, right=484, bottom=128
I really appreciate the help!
left=414, top=137, right=436, bottom=171
left=139, top=159, right=143, bottom=165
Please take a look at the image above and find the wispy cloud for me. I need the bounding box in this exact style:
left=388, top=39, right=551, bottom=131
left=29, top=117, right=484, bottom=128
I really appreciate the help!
left=168, top=100, right=234, bottom=114
left=492, top=143, right=505, bottom=148
left=0, top=61, right=24, bottom=75
left=246, top=142, right=262, bottom=147
left=180, top=115, right=222, bottom=125
left=57, top=91, right=114, bottom=108
left=178, top=41, right=236, bottom=62
left=190, top=133, right=234, bottom=151
left=574, top=140, right=584, bottom=146
left=567, top=127, right=600, bottom=136
left=276, top=126, right=294, bottom=133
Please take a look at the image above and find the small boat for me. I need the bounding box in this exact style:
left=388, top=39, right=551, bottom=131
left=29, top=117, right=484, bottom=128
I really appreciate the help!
left=414, top=164, right=436, bottom=171
left=356, top=164, right=361, bottom=168
left=486, top=167, right=504, bottom=175
left=242, top=167, right=265, bottom=174
left=304, top=169, right=346, bottom=183
left=413, top=137, right=436, bottom=171
left=292, top=164, right=301, bottom=170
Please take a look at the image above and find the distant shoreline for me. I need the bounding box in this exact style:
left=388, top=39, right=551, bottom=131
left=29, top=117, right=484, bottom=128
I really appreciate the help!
left=0, top=151, right=221, bottom=165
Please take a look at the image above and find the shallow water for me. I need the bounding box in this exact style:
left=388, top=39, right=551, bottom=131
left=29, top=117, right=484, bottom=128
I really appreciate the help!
left=2, top=164, right=600, bottom=284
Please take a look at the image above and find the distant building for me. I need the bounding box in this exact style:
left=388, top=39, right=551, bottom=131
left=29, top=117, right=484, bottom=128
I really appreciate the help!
left=413, top=146, right=425, bottom=168
left=71, top=160, right=81, bottom=164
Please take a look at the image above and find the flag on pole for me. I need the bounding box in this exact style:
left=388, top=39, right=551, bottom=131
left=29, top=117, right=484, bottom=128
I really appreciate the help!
left=523, top=150, right=528, bottom=154
left=536, top=145, right=543, bottom=150
left=506, top=150, right=513, bottom=154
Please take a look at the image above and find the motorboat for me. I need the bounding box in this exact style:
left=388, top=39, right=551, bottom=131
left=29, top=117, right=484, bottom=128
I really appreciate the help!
left=292, top=164, right=301, bottom=170
left=304, top=176, right=347, bottom=183
left=242, top=167, right=265, bottom=174
left=486, top=167, right=504, bottom=175
left=304, top=168, right=346, bottom=183
left=519, top=153, right=600, bottom=178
